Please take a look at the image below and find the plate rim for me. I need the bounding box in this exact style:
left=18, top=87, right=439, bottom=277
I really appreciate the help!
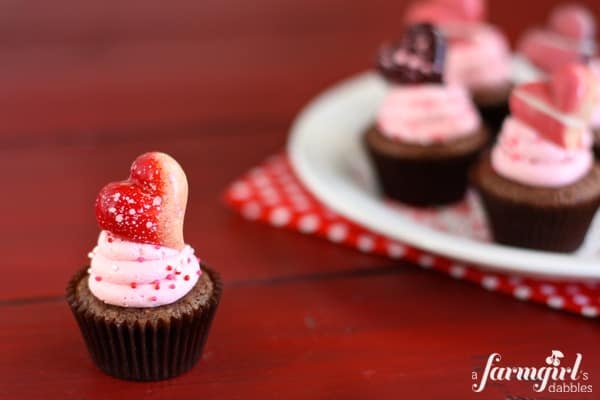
left=288, top=71, right=600, bottom=281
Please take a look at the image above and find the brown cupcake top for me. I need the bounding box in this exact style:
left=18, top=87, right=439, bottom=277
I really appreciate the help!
left=69, top=266, right=216, bottom=324
left=365, top=125, right=489, bottom=160
left=471, top=152, right=600, bottom=207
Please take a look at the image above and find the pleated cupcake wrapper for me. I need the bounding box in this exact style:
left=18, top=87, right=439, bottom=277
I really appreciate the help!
left=224, top=152, right=600, bottom=319
left=478, top=189, right=600, bottom=252
left=66, top=267, right=222, bottom=381
left=365, top=136, right=481, bottom=206
left=476, top=101, right=510, bottom=136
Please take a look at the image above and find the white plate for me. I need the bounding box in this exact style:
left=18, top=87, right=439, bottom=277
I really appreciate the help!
left=288, top=72, right=600, bottom=281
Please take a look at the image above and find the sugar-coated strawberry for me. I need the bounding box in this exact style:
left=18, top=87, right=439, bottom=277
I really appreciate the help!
left=509, top=63, right=598, bottom=149
left=510, top=90, right=585, bottom=149
left=549, top=4, right=596, bottom=40
left=405, top=0, right=486, bottom=24
left=551, top=63, right=598, bottom=118
left=95, top=152, right=188, bottom=249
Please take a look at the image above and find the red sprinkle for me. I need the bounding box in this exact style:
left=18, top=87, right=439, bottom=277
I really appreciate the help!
left=184, top=275, right=190, bottom=281
left=166, top=274, right=174, bottom=280
left=107, top=237, right=113, bottom=243
left=154, top=245, right=161, bottom=250
left=166, top=265, right=173, bottom=271
left=187, top=257, right=191, bottom=264
left=150, top=296, right=157, bottom=302
left=196, top=270, right=201, bottom=276
left=95, top=276, right=102, bottom=282
left=130, top=282, right=137, bottom=289
left=175, top=270, right=181, bottom=275
left=169, top=284, right=176, bottom=289
left=136, top=257, right=145, bottom=263
left=154, top=282, right=160, bottom=290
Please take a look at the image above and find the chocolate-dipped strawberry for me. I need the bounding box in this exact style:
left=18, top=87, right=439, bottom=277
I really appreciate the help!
left=66, top=152, right=222, bottom=381
left=377, top=23, right=446, bottom=84
left=404, top=0, right=512, bottom=133
left=366, top=23, right=489, bottom=206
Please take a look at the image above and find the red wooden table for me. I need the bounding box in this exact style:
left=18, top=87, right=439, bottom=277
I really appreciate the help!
left=1, top=1, right=599, bottom=399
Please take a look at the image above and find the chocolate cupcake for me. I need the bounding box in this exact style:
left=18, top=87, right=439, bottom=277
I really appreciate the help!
left=66, top=152, right=221, bottom=381
left=471, top=64, right=600, bottom=252
left=370, top=23, right=489, bottom=206
left=405, top=0, right=513, bottom=134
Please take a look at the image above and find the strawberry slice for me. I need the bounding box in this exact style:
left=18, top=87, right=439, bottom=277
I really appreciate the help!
left=510, top=89, right=586, bottom=149
left=95, top=152, right=188, bottom=249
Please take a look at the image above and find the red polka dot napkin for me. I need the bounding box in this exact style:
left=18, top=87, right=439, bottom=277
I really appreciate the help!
left=224, top=153, right=600, bottom=318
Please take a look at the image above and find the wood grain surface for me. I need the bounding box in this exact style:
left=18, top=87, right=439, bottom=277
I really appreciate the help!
left=1, top=1, right=599, bottom=399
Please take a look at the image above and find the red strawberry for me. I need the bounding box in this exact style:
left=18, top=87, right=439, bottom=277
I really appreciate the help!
left=551, top=63, right=597, bottom=117
left=405, top=0, right=486, bottom=24
left=549, top=4, right=596, bottom=40
left=509, top=63, right=598, bottom=149
left=95, top=152, right=188, bottom=249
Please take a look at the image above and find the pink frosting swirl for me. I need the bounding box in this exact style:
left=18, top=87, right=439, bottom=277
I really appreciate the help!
left=492, top=117, right=592, bottom=187
left=590, top=59, right=600, bottom=128
left=377, top=84, right=481, bottom=144
left=88, top=230, right=201, bottom=307
left=444, top=23, right=512, bottom=90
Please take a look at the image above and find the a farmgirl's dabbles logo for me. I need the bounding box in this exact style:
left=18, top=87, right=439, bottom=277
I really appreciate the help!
left=472, top=351, right=592, bottom=394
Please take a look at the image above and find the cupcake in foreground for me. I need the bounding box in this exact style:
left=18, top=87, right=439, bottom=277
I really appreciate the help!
left=471, top=64, right=600, bottom=252
left=368, top=23, right=489, bottom=206
left=405, top=0, right=512, bottom=133
left=66, top=152, right=222, bottom=381
left=518, top=3, right=596, bottom=75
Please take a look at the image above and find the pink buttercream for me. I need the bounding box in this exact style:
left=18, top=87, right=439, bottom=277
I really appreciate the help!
left=590, top=59, right=600, bottom=128
left=88, top=230, right=201, bottom=307
left=444, top=23, right=512, bottom=90
left=491, top=117, right=592, bottom=187
left=377, top=84, right=481, bottom=144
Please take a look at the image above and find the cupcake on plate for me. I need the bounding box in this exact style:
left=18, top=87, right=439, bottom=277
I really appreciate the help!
left=405, top=0, right=513, bottom=133
left=66, top=152, right=222, bottom=381
left=471, top=64, right=600, bottom=252
left=589, top=58, right=600, bottom=157
left=518, top=3, right=596, bottom=75
left=367, top=23, right=489, bottom=206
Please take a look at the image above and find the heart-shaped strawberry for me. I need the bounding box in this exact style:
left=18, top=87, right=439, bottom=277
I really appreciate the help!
left=549, top=4, right=596, bottom=41
left=95, top=152, right=188, bottom=249
left=405, top=0, right=486, bottom=24
left=518, top=4, right=595, bottom=73
left=377, top=23, right=446, bottom=84
left=510, top=63, right=598, bottom=148
left=551, top=63, right=597, bottom=117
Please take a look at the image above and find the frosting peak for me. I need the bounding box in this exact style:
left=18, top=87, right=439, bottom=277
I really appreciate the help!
left=377, top=84, right=481, bottom=144
left=491, top=117, right=592, bottom=187
left=88, top=230, right=201, bottom=307
left=444, top=23, right=512, bottom=90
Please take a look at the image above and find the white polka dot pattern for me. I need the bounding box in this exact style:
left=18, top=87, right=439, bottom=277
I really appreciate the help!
left=224, top=153, right=600, bottom=319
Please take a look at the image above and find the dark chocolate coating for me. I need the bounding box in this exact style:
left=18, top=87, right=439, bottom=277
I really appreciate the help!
left=377, top=23, right=446, bottom=84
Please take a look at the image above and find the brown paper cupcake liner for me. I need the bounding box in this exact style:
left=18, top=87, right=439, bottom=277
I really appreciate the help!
left=477, top=188, right=600, bottom=252
left=366, top=146, right=483, bottom=206
left=476, top=101, right=509, bottom=137
left=66, top=265, right=222, bottom=381
left=593, top=128, right=600, bottom=160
